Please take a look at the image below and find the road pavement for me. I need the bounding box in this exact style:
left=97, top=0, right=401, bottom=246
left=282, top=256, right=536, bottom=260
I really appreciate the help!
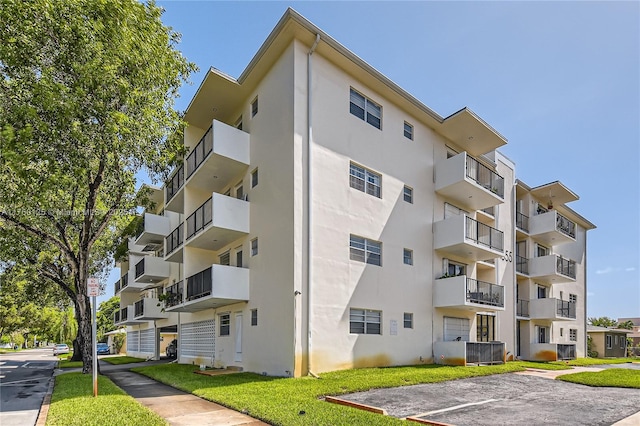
left=0, top=348, right=57, bottom=426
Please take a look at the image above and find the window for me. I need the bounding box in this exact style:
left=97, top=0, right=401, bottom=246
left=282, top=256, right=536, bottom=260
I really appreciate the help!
left=349, top=88, right=381, bottom=129
left=220, top=314, right=230, bottom=336
left=569, top=294, right=577, bottom=304
left=251, top=97, right=258, bottom=117
left=620, top=335, right=626, bottom=349
left=537, top=285, right=547, bottom=299
left=403, top=122, right=413, bottom=140
left=235, top=182, right=244, bottom=200
left=477, top=314, right=495, bottom=342
left=536, top=244, right=550, bottom=257
left=350, top=235, right=382, bottom=266
left=444, top=259, right=466, bottom=277
left=538, top=326, right=549, bottom=343
left=251, top=168, right=258, bottom=188
left=235, top=116, right=243, bottom=130
left=606, top=335, right=612, bottom=349
left=251, top=309, right=258, bottom=326
left=444, top=317, right=470, bottom=341
left=349, top=308, right=381, bottom=334
left=349, top=163, right=381, bottom=198
left=403, top=313, right=413, bottom=329
left=251, top=238, right=258, bottom=256
left=569, top=329, right=577, bottom=342
left=403, top=185, right=413, bottom=203
left=236, top=248, right=243, bottom=268
left=219, top=251, right=230, bottom=266
left=403, top=248, right=413, bottom=265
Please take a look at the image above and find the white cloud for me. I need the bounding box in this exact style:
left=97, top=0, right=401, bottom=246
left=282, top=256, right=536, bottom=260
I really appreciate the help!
left=625, top=267, right=636, bottom=272
left=596, top=267, right=615, bottom=275
left=587, top=292, right=595, bottom=297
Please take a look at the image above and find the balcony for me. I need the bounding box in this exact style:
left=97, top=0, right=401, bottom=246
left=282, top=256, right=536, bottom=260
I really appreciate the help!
left=529, top=298, right=576, bottom=321
left=434, top=341, right=505, bottom=366
left=134, top=213, right=171, bottom=250
left=133, top=257, right=170, bottom=285
left=516, top=211, right=529, bottom=234
left=435, top=152, right=505, bottom=211
left=166, top=264, right=249, bottom=313
left=529, top=255, right=576, bottom=284
left=133, top=297, right=168, bottom=320
left=516, top=299, right=530, bottom=317
left=113, top=305, right=143, bottom=326
left=164, top=223, right=184, bottom=263
left=165, top=165, right=184, bottom=213
left=163, top=281, right=183, bottom=309
left=185, top=193, right=249, bottom=251
left=117, top=273, right=138, bottom=294
left=185, top=120, right=250, bottom=193
left=529, top=210, right=576, bottom=246
left=528, top=343, right=576, bottom=361
left=434, top=215, right=504, bottom=260
left=516, top=255, right=529, bottom=275
left=433, top=276, right=504, bottom=311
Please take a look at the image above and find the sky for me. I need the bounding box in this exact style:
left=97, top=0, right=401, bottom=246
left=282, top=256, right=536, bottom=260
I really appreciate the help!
left=102, top=1, right=639, bottom=319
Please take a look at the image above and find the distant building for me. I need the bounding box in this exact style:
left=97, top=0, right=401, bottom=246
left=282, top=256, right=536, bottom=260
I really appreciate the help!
left=587, top=325, right=631, bottom=358
left=112, top=8, right=595, bottom=376
left=618, top=317, right=640, bottom=353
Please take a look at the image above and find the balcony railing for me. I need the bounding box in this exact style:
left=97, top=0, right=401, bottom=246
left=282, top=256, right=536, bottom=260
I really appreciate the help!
left=186, top=126, right=213, bottom=179
left=466, top=278, right=504, bottom=307
left=166, top=223, right=183, bottom=255
left=556, top=212, right=576, bottom=239
left=557, top=344, right=576, bottom=360
left=134, top=299, right=144, bottom=317
left=186, top=267, right=212, bottom=301
left=166, top=165, right=184, bottom=202
left=135, top=259, right=145, bottom=279
left=465, top=217, right=504, bottom=251
left=113, top=310, right=120, bottom=323
left=516, top=255, right=529, bottom=274
left=134, top=215, right=145, bottom=239
left=120, top=273, right=128, bottom=291
left=466, top=342, right=504, bottom=364
left=465, top=155, right=504, bottom=198
left=557, top=300, right=577, bottom=319
left=517, top=299, right=530, bottom=317
left=114, top=279, right=121, bottom=294
left=164, top=281, right=183, bottom=308
left=186, top=197, right=212, bottom=240
left=119, top=307, right=128, bottom=321
left=516, top=211, right=529, bottom=232
left=557, top=256, right=576, bottom=279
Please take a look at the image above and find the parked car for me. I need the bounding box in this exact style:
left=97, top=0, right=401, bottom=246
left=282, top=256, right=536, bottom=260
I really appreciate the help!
left=166, top=339, right=177, bottom=358
left=96, top=342, right=110, bottom=355
left=53, top=344, right=70, bottom=356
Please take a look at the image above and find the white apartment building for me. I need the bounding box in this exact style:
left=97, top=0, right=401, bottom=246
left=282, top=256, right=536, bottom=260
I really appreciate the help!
left=114, top=9, right=595, bottom=377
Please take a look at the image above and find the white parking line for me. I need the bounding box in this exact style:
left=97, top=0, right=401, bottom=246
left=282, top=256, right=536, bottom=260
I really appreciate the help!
left=409, top=399, right=501, bottom=418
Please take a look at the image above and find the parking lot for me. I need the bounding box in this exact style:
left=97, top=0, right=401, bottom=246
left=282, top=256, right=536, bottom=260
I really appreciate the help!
left=339, top=368, right=640, bottom=425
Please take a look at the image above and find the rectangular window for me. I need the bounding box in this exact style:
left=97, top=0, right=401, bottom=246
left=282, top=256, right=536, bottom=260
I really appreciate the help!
left=403, top=312, right=413, bottom=329
left=251, top=97, right=258, bottom=117
left=219, top=251, right=230, bottom=266
left=569, top=294, right=577, bottom=303
left=538, top=326, right=549, bottom=343
left=537, top=285, right=547, bottom=299
left=620, top=336, right=626, bottom=349
left=350, top=235, right=382, bottom=266
left=349, top=163, right=381, bottom=198
left=349, top=308, right=381, bottom=334
left=220, top=314, right=230, bottom=336
left=606, top=335, right=612, bottom=349
left=569, top=329, right=577, bottom=342
left=251, top=238, right=258, bottom=256
left=444, top=316, right=470, bottom=341
left=560, top=328, right=564, bottom=337
left=349, top=88, right=381, bottom=129
left=403, top=185, right=413, bottom=203
left=403, top=248, right=413, bottom=265
left=235, top=182, right=244, bottom=200
left=251, top=309, right=258, bottom=326
left=444, top=259, right=466, bottom=277
left=251, top=168, right=258, bottom=188
left=536, top=244, right=550, bottom=257
left=236, top=248, right=243, bottom=268
left=403, top=122, right=413, bottom=140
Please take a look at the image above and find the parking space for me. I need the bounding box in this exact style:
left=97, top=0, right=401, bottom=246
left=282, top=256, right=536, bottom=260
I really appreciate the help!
left=338, top=372, right=640, bottom=426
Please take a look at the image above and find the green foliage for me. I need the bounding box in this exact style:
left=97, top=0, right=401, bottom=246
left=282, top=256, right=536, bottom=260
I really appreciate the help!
left=133, top=363, right=525, bottom=426
left=102, top=356, right=146, bottom=365
left=556, top=369, right=640, bottom=389
left=112, top=333, right=125, bottom=353
left=0, top=0, right=194, bottom=371
left=588, top=317, right=618, bottom=327
left=47, top=373, right=167, bottom=425
left=617, top=320, right=634, bottom=330
left=96, top=296, right=119, bottom=341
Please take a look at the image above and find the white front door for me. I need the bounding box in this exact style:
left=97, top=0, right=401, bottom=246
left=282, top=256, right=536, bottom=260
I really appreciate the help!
left=234, top=313, right=243, bottom=362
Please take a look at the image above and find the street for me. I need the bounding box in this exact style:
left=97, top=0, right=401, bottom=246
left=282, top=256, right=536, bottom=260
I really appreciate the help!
left=0, top=348, right=57, bottom=426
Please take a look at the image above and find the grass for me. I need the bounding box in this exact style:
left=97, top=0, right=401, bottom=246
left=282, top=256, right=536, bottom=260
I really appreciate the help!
left=509, top=360, right=571, bottom=370
left=133, top=362, right=525, bottom=425
left=557, top=369, right=640, bottom=389
left=46, top=373, right=167, bottom=426
left=552, top=357, right=640, bottom=366
left=101, top=356, right=146, bottom=365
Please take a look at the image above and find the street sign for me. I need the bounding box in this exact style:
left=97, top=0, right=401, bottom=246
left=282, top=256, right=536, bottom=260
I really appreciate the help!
left=87, top=277, right=100, bottom=297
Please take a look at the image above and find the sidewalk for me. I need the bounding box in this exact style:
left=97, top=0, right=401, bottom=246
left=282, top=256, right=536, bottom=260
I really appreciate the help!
left=42, top=359, right=269, bottom=426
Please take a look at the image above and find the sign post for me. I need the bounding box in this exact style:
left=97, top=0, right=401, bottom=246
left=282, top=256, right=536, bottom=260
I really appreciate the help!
left=87, top=277, right=100, bottom=397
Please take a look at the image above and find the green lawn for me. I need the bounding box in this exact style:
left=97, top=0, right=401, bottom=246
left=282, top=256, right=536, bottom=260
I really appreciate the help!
left=553, top=357, right=639, bottom=366
left=557, top=369, right=640, bottom=389
left=510, top=361, right=571, bottom=370
left=46, top=373, right=167, bottom=426
left=101, top=356, right=146, bottom=365
left=133, top=363, right=525, bottom=426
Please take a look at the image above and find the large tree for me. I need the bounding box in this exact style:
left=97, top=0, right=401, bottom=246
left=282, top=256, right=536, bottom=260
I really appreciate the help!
left=588, top=317, right=618, bottom=328
left=0, top=0, right=194, bottom=372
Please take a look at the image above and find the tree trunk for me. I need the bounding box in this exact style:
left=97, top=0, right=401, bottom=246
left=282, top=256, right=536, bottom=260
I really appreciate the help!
left=73, top=293, right=98, bottom=374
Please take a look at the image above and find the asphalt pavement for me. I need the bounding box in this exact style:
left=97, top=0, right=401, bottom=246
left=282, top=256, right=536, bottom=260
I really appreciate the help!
left=0, top=348, right=57, bottom=426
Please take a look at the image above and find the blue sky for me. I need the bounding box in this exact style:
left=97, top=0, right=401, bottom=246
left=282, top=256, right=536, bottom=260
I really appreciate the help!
left=102, top=1, right=639, bottom=319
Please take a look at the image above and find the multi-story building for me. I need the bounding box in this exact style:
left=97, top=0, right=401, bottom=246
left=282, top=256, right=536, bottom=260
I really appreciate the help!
left=114, top=8, right=595, bottom=376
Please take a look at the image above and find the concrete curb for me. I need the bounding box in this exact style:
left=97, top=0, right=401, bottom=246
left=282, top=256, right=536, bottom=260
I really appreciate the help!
left=325, top=395, right=388, bottom=415
left=34, top=376, right=55, bottom=426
